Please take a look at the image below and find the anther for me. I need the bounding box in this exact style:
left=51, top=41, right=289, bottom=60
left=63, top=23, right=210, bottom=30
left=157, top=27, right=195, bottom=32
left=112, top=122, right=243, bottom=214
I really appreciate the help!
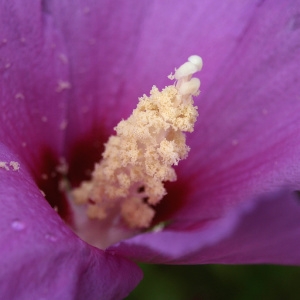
left=72, top=56, right=203, bottom=229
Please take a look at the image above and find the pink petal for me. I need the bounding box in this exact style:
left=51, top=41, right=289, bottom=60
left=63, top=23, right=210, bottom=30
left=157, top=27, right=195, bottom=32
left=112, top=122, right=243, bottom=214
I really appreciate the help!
left=3, top=0, right=300, bottom=273
left=0, top=0, right=70, bottom=171
left=0, top=2, right=144, bottom=293
left=113, top=190, right=300, bottom=265
left=0, top=144, right=142, bottom=299
left=179, top=0, right=300, bottom=220
left=39, top=0, right=264, bottom=160
left=113, top=1, right=300, bottom=264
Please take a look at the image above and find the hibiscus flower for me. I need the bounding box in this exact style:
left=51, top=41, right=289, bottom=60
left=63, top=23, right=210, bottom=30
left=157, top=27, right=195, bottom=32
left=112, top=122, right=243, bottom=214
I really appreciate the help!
left=1, top=0, right=300, bottom=299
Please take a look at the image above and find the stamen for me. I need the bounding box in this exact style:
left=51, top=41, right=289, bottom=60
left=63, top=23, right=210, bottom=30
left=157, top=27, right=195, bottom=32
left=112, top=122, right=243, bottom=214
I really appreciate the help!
left=72, top=56, right=202, bottom=229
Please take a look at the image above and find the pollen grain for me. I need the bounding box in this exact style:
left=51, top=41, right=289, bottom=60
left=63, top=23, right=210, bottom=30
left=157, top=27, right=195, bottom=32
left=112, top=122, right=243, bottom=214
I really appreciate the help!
left=72, top=56, right=202, bottom=229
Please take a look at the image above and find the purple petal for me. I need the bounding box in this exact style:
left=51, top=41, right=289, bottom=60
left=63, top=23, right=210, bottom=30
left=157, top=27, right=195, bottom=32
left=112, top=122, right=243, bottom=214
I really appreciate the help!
left=2, top=0, right=300, bottom=274
left=0, top=2, right=143, bottom=295
left=0, top=144, right=142, bottom=299
left=0, top=0, right=71, bottom=169
left=113, top=1, right=300, bottom=264
left=37, top=0, right=264, bottom=158
left=179, top=0, right=300, bottom=220
left=113, top=190, right=300, bottom=265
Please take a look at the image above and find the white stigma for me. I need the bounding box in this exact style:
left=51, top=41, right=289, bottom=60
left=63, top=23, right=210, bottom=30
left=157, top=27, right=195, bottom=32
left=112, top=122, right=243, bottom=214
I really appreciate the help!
left=174, top=55, right=203, bottom=80
left=188, top=55, right=203, bottom=71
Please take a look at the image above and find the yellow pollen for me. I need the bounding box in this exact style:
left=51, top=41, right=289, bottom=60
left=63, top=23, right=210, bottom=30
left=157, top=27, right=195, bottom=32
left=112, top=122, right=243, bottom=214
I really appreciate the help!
left=72, top=56, right=202, bottom=229
left=9, top=161, right=20, bottom=171
left=0, top=162, right=9, bottom=171
left=0, top=161, right=20, bottom=171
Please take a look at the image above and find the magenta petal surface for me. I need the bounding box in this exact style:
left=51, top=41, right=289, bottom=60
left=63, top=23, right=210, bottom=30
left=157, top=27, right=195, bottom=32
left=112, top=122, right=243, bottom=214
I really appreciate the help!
left=180, top=0, right=300, bottom=220
left=113, top=190, right=300, bottom=265
left=0, top=2, right=143, bottom=297
left=0, top=145, right=142, bottom=299
left=0, top=0, right=70, bottom=169
left=2, top=0, right=300, bottom=293
left=39, top=0, right=265, bottom=154
left=113, top=1, right=300, bottom=264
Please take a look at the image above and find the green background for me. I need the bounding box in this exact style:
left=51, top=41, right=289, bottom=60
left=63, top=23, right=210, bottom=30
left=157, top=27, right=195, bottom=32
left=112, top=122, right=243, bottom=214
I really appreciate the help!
left=127, top=264, right=300, bottom=299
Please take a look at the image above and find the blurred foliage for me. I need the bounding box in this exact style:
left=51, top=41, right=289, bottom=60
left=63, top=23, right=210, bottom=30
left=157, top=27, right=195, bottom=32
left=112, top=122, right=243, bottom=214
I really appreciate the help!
left=127, top=263, right=300, bottom=300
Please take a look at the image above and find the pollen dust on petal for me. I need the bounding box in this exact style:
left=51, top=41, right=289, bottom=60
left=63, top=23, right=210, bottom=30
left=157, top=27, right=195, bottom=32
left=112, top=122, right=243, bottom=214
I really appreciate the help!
left=0, top=161, right=20, bottom=171
left=10, top=161, right=20, bottom=171
left=0, top=162, right=9, bottom=171
left=59, top=120, right=68, bottom=130
left=15, top=93, right=25, bottom=100
left=72, top=56, right=203, bottom=229
left=56, top=80, right=71, bottom=93
left=41, top=116, right=48, bottom=123
left=58, top=54, right=68, bottom=64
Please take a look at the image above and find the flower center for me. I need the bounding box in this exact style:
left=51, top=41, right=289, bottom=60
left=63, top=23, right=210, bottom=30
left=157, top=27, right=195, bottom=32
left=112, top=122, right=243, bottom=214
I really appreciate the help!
left=67, top=56, right=202, bottom=247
